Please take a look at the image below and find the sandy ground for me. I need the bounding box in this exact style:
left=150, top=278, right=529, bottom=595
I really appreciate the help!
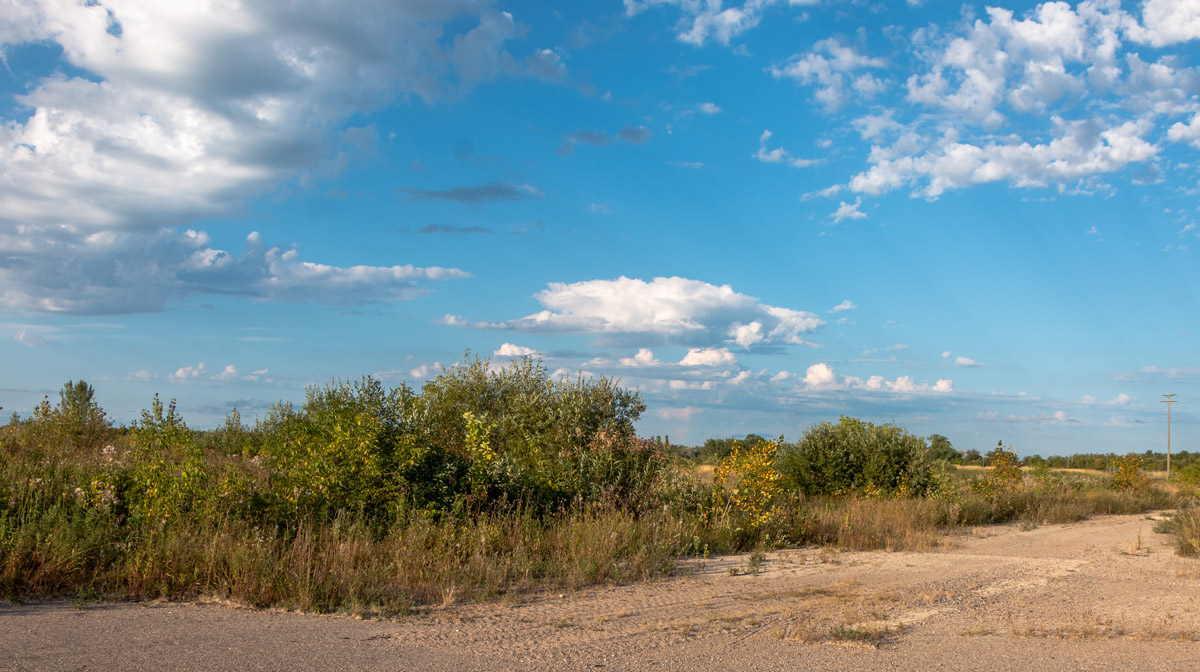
left=5, top=512, right=1200, bottom=671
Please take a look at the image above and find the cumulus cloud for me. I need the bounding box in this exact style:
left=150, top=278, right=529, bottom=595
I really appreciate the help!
left=679, top=347, right=738, bottom=368
left=831, top=198, right=868, bottom=223
left=698, top=102, right=721, bottom=115
left=850, top=118, right=1158, bottom=199
left=955, top=356, right=985, bottom=367
left=1168, top=114, right=1200, bottom=148
left=624, top=0, right=819, bottom=46
left=802, top=362, right=838, bottom=388
left=495, top=343, right=537, bottom=357
left=620, top=348, right=662, bottom=367
left=1133, top=0, right=1200, bottom=47
left=0, top=2, right=555, bottom=237
left=0, top=1, right=551, bottom=314
left=800, top=362, right=953, bottom=394
left=408, top=362, right=443, bottom=380
left=171, top=362, right=206, bottom=380
left=800, top=1, right=1199, bottom=201
left=753, top=129, right=817, bottom=167
left=771, top=37, right=888, bottom=111
left=447, top=276, right=825, bottom=348
left=829, top=300, right=857, bottom=313
left=0, top=228, right=469, bottom=314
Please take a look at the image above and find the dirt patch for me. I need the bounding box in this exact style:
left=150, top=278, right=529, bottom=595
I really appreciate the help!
left=4, top=512, right=1200, bottom=671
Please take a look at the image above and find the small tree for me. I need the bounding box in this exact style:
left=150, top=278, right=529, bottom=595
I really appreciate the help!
left=776, top=417, right=935, bottom=498
left=926, top=434, right=960, bottom=463
left=1112, top=454, right=1148, bottom=490
left=971, top=441, right=1023, bottom=495
left=56, top=380, right=111, bottom=447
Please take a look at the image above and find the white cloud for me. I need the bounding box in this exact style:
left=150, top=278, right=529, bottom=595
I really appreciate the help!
left=129, top=369, right=151, bottom=381
left=668, top=379, right=716, bottom=390
left=408, top=362, right=442, bottom=380
left=886, top=343, right=908, bottom=350
left=679, top=347, right=738, bottom=368
left=753, top=129, right=816, bottom=167
left=625, top=0, right=819, bottom=46
left=620, top=348, right=662, bottom=367
left=770, top=370, right=794, bottom=382
left=657, top=406, right=698, bottom=420
left=14, top=329, right=51, bottom=347
left=754, top=129, right=789, bottom=163
left=1083, top=392, right=1132, bottom=405
left=698, top=102, right=721, bottom=115
left=850, top=118, right=1158, bottom=199
left=853, top=111, right=903, bottom=141
left=215, top=365, right=238, bottom=381
left=955, top=356, right=985, bottom=367
left=771, top=37, right=888, bottom=111
left=1168, top=114, right=1200, bottom=148
left=0, top=2, right=543, bottom=314
left=1134, top=0, right=1200, bottom=47
left=826, top=1, right=1193, bottom=201
left=495, top=343, right=537, bottom=357
left=831, top=197, right=868, bottom=223
left=0, top=2, right=545, bottom=235
left=942, top=350, right=952, bottom=359
left=829, top=300, right=857, bottom=313
left=801, top=362, right=953, bottom=394
left=802, top=362, right=838, bottom=388
left=728, top=321, right=765, bottom=348
left=0, top=228, right=469, bottom=314
left=171, top=362, right=206, bottom=380
left=449, top=276, right=824, bottom=348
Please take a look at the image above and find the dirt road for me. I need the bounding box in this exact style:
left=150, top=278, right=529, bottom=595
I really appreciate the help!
left=5, top=512, right=1200, bottom=671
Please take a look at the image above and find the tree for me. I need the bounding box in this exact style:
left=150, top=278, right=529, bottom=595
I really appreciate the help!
left=926, top=434, right=961, bottom=463
left=55, top=380, right=111, bottom=447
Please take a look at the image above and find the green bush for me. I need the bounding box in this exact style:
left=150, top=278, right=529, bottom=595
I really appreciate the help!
left=970, top=441, right=1023, bottom=496
left=775, top=417, right=934, bottom=497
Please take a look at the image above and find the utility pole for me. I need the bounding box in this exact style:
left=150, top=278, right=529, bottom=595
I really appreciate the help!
left=1162, top=394, right=1177, bottom=480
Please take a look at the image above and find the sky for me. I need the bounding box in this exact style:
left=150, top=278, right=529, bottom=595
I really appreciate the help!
left=2, top=0, right=1199, bottom=456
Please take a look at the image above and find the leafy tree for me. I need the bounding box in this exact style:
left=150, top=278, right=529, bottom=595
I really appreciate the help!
left=776, top=417, right=934, bottom=497
left=926, top=434, right=960, bottom=463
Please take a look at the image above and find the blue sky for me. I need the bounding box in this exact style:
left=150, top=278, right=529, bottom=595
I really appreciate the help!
left=2, top=0, right=1199, bottom=456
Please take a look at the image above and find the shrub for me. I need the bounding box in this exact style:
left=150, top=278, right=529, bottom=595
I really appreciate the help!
left=1111, top=454, right=1148, bottom=490
left=775, top=417, right=934, bottom=498
left=126, top=395, right=213, bottom=525
left=970, top=441, right=1023, bottom=496
left=712, top=438, right=782, bottom=528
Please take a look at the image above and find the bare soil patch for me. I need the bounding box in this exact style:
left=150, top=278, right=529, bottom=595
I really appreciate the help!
left=4, top=512, right=1200, bottom=671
